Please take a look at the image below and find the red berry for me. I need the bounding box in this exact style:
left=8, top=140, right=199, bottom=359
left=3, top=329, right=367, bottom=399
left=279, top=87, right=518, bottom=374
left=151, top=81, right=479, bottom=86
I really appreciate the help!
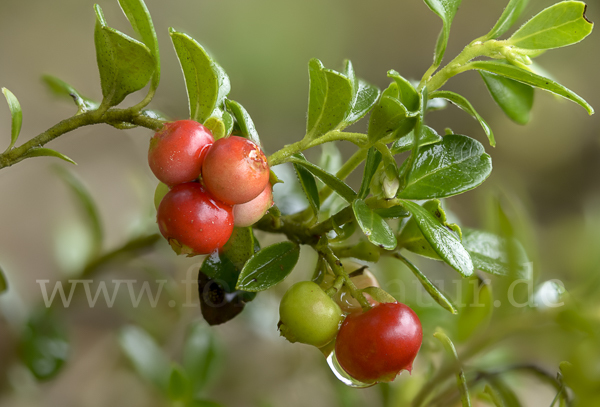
left=233, top=184, right=273, bottom=227
left=335, top=302, right=422, bottom=384
left=148, top=120, right=214, bottom=186
left=157, top=182, right=233, bottom=255
left=202, top=136, right=270, bottom=205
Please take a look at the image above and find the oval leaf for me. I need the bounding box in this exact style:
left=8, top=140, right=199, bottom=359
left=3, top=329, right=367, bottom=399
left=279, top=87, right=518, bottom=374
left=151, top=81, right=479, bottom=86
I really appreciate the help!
left=479, top=71, right=534, bottom=125
left=368, top=94, right=413, bottom=144
left=469, top=60, right=593, bottom=115
left=388, top=70, right=419, bottom=112
left=2, top=87, right=22, bottom=151
left=94, top=5, right=155, bottom=106
left=182, top=321, right=221, bottom=395
left=117, top=0, right=160, bottom=89
left=42, top=75, right=99, bottom=113
left=168, top=365, right=190, bottom=401
left=401, top=200, right=473, bottom=277
left=398, top=134, right=492, bottom=199
left=430, top=91, right=495, bottom=146
left=306, top=59, right=354, bottom=139
left=169, top=29, right=231, bottom=123
left=352, top=198, right=397, bottom=250
left=423, top=0, right=463, bottom=67
left=391, top=126, right=442, bottom=154
left=236, top=241, right=300, bottom=292
left=293, top=159, right=320, bottom=215
left=508, top=1, right=593, bottom=50
left=226, top=100, right=261, bottom=146
left=22, top=147, right=77, bottom=165
left=485, top=0, right=529, bottom=40
left=345, top=79, right=380, bottom=126
left=396, top=254, right=457, bottom=314
left=288, top=155, right=357, bottom=203
left=357, top=147, right=382, bottom=199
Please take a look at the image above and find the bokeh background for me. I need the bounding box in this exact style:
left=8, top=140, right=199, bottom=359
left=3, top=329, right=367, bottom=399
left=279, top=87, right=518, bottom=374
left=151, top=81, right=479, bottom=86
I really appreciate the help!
left=0, top=0, right=599, bottom=406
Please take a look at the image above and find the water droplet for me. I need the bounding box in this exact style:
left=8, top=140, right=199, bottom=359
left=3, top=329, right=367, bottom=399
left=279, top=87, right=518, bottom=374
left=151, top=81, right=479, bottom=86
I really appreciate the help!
left=325, top=350, right=375, bottom=388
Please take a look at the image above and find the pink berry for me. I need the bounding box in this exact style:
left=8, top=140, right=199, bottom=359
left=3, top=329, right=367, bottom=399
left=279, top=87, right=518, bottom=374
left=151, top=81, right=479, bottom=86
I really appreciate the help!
left=233, top=184, right=273, bottom=227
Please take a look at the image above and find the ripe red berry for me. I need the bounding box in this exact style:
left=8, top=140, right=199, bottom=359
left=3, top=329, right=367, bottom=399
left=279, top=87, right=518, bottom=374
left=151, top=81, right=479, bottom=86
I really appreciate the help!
left=148, top=120, right=214, bottom=186
left=233, top=184, right=273, bottom=227
left=335, top=302, right=422, bottom=384
left=157, top=182, right=234, bottom=255
left=202, top=136, right=270, bottom=205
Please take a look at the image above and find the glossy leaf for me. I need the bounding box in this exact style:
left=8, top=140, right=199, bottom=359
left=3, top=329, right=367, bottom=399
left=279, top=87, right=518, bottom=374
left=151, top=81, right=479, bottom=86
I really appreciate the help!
left=430, top=91, right=495, bottom=146
left=485, top=0, right=529, bottom=39
left=119, top=325, right=170, bottom=392
left=226, top=100, right=261, bottom=146
left=288, top=155, right=357, bottom=203
left=398, top=199, right=461, bottom=260
left=457, top=279, right=493, bottom=341
left=434, top=330, right=472, bottom=407
left=368, top=94, right=413, bottom=144
left=203, top=116, right=226, bottom=140
left=198, top=270, right=247, bottom=325
left=117, top=0, right=160, bottom=89
left=374, top=205, right=410, bottom=219
left=293, top=157, right=320, bottom=215
left=469, top=60, right=593, bottom=115
left=22, top=148, right=77, bottom=165
left=170, top=29, right=231, bottom=123
left=42, top=75, right=100, bottom=113
left=396, top=254, right=457, bottom=314
left=357, top=147, right=382, bottom=199
left=390, top=126, right=442, bottom=154
left=462, top=228, right=530, bottom=279
left=388, top=70, right=419, bottom=112
left=168, top=365, right=190, bottom=401
left=19, top=308, right=69, bottom=380
left=508, top=1, right=593, bottom=50
left=398, top=134, right=492, bottom=199
left=54, top=166, right=103, bottom=257
left=343, top=60, right=380, bottom=125
left=480, top=71, right=534, bottom=125
left=94, top=5, right=154, bottom=107
left=306, top=59, right=354, bottom=139
left=0, top=265, right=7, bottom=293
left=236, top=241, right=300, bottom=292
left=352, top=198, right=397, bottom=250
left=183, top=321, right=221, bottom=395
left=2, top=87, right=22, bottom=151
left=423, top=0, right=463, bottom=67
left=401, top=200, right=473, bottom=277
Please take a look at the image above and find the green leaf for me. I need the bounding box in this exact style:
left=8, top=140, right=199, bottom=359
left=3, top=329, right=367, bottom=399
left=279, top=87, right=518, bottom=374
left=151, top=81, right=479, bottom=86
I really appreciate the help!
left=352, top=198, right=397, bottom=250
left=398, top=199, right=462, bottom=260
left=462, top=228, right=530, bottom=279
left=288, top=155, right=357, bottom=203
left=42, top=75, right=100, bottom=113
left=117, top=0, right=160, bottom=89
left=430, top=91, right=495, bottom=146
left=203, top=116, right=226, bottom=140
left=168, top=364, right=190, bottom=401
left=306, top=59, right=354, bottom=139
left=367, top=93, right=416, bottom=144
left=0, top=265, right=7, bottom=293
left=19, top=307, right=69, bottom=380
left=374, top=205, right=410, bottom=219
left=22, top=147, right=77, bottom=165
left=423, top=0, right=463, bottom=67
left=457, top=278, right=493, bottom=341
left=390, top=126, right=442, bottom=154
left=346, top=79, right=380, bottom=125
left=182, top=321, right=221, bottom=396
left=485, top=376, right=523, bottom=407
left=508, top=1, right=593, bottom=50
left=433, top=330, right=472, bottom=407
left=293, top=156, right=320, bottom=215
left=236, top=241, right=300, bottom=292
left=170, top=28, right=231, bottom=123
left=387, top=70, right=419, bottom=112
left=2, top=87, right=22, bottom=151
left=480, top=71, right=534, bottom=125
left=119, top=325, right=170, bottom=392
left=401, top=200, right=473, bottom=277
left=469, top=60, right=593, bottom=115
left=396, top=254, right=457, bottom=314
left=485, top=0, right=529, bottom=40
left=226, top=100, right=261, bottom=146
left=94, top=5, right=155, bottom=107
left=398, top=134, right=492, bottom=199
left=358, top=147, right=382, bottom=199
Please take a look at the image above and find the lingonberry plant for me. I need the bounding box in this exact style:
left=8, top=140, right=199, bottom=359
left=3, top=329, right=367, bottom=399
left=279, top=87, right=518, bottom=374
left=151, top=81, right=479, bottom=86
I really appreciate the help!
left=0, top=0, right=596, bottom=404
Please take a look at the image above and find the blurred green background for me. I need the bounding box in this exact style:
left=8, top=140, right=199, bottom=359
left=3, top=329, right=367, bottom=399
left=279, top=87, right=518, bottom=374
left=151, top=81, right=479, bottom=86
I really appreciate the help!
left=0, top=0, right=599, bottom=406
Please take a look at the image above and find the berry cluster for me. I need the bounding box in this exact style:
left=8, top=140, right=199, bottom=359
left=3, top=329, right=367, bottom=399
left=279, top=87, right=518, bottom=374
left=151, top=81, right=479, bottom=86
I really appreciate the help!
left=278, top=267, right=422, bottom=385
left=148, top=120, right=272, bottom=255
